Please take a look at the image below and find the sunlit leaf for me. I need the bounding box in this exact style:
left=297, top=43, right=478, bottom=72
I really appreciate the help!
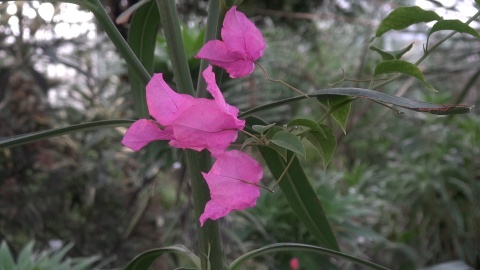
left=374, top=59, right=437, bottom=91
left=270, top=131, right=306, bottom=158
left=429, top=19, right=480, bottom=39
left=304, top=125, right=336, bottom=168
left=375, top=6, right=441, bottom=38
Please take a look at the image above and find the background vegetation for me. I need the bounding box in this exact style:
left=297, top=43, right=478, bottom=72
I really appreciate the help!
left=0, top=0, right=478, bottom=269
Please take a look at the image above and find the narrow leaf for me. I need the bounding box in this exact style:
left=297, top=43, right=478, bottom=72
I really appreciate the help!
left=305, top=125, right=336, bottom=169
left=124, top=245, right=201, bottom=270
left=239, top=88, right=473, bottom=118
left=116, top=0, right=152, bottom=24
left=0, top=242, right=15, bottom=270
left=259, top=147, right=339, bottom=250
left=128, top=0, right=160, bottom=118
left=374, top=59, right=437, bottom=91
left=0, top=120, right=134, bottom=149
left=375, top=6, right=441, bottom=38
left=270, top=131, right=306, bottom=158
left=318, top=95, right=352, bottom=133
left=429, top=19, right=480, bottom=39
left=229, top=243, right=389, bottom=270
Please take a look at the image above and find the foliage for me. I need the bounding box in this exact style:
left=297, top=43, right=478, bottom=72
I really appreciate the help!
left=0, top=241, right=101, bottom=270
left=1, top=0, right=479, bottom=269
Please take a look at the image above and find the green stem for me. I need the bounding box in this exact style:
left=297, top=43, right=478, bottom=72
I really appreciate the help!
left=156, top=0, right=225, bottom=269
left=156, top=0, right=195, bottom=95
left=196, top=0, right=226, bottom=98
left=81, top=0, right=152, bottom=85
left=372, top=10, right=480, bottom=90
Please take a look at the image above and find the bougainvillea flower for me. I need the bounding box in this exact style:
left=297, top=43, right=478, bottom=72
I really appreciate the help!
left=200, top=150, right=263, bottom=226
left=122, top=65, right=245, bottom=154
left=195, top=6, right=266, bottom=78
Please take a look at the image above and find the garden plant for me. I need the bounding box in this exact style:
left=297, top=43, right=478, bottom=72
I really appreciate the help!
left=1, top=0, right=479, bottom=269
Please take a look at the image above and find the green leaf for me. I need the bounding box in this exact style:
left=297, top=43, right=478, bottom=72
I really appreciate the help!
left=374, top=59, right=437, bottom=91
left=287, top=118, right=325, bottom=137
left=116, top=0, right=152, bottom=24
left=229, top=243, right=389, bottom=270
left=259, top=147, right=339, bottom=251
left=369, top=43, right=414, bottom=61
left=252, top=123, right=276, bottom=135
left=317, top=95, right=352, bottom=133
left=429, top=19, right=480, bottom=39
left=304, top=125, right=336, bottom=168
left=124, top=245, right=201, bottom=270
left=264, top=126, right=288, bottom=160
left=0, top=241, right=15, bottom=270
left=16, top=242, right=35, bottom=269
left=375, top=6, right=442, bottom=38
left=369, top=46, right=395, bottom=60
left=270, top=131, right=306, bottom=158
left=240, top=88, right=473, bottom=117
left=128, top=0, right=159, bottom=118
left=0, top=120, right=134, bottom=149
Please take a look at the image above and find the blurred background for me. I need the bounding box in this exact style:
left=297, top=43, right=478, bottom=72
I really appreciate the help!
left=0, top=0, right=479, bottom=269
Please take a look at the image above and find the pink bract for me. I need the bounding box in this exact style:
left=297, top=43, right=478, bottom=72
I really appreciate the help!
left=199, top=150, right=263, bottom=226
left=195, top=6, right=266, bottom=78
left=122, top=66, right=245, bottom=154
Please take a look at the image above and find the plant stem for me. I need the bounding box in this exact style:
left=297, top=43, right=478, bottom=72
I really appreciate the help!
left=372, top=10, right=480, bottom=90
left=196, top=0, right=226, bottom=98
left=87, top=0, right=152, bottom=85
left=156, top=0, right=225, bottom=269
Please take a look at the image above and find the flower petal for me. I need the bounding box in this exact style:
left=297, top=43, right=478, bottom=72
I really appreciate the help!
left=221, top=6, right=266, bottom=61
left=121, top=119, right=174, bottom=151
left=147, top=73, right=194, bottom=126
left=171, top=102, right=243, bottom=154
left=202, top=65, right=245, bottom=123
left=200, top=150, right=263, bottom=226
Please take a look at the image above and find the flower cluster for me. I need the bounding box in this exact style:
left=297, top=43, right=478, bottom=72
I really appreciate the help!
left=123, top=6, right=265, bottom=225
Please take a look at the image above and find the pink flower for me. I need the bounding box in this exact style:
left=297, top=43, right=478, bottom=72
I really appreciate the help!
left=195, top=6, right=266, bottom=78
left=200, top=150, right=263, bottom=226
left=290, top=257, right=300, bottom=270
left=122, top=65, right=245, bottom=154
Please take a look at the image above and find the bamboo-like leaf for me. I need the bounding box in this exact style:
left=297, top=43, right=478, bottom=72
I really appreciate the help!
left=123, top=245, right=201, bottom=270
left=375, top=6, right=441, bottom=38
left=239, top=88, right=473, bottom=117
left=229, top=243, right=389, bottom=270
left=0, top=120, right=134, bottom=149
left=429, top=19, right=480, bottom=39
left=128, top=0, right=159, bottom=118
left=374, top=59, right=436, bottom=91
left=259, top=147, right=339, bottom=251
